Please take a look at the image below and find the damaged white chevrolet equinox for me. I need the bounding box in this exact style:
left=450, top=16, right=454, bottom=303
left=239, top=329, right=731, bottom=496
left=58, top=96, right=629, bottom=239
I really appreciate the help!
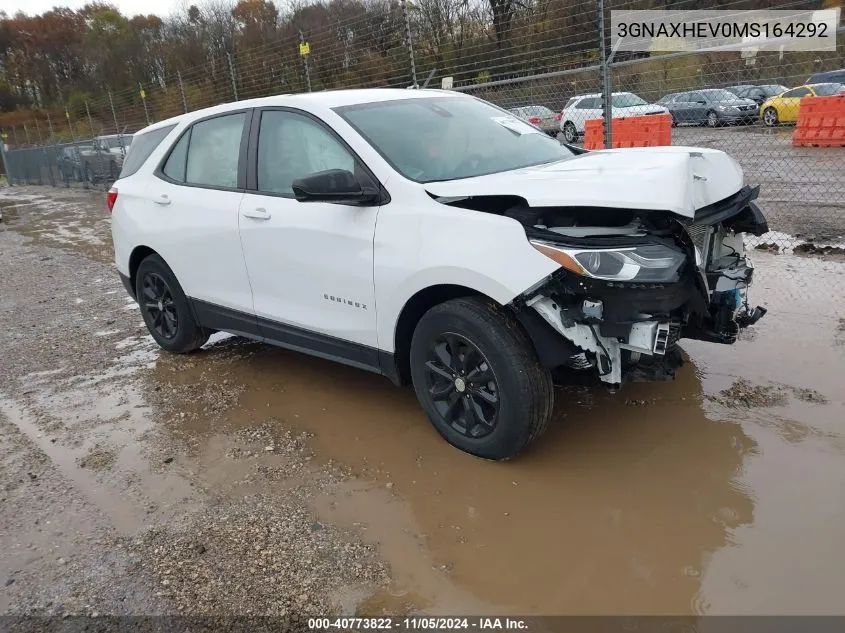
left=111, top=88, right=768, bottom=460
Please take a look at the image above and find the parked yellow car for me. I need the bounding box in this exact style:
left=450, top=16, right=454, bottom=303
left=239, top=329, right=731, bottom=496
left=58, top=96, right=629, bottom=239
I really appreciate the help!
left=761, top=83, right=843, bottom=126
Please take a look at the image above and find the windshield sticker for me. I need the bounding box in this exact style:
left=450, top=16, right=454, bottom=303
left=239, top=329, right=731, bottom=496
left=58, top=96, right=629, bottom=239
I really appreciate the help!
left=491, top=116, right=540, bottom=135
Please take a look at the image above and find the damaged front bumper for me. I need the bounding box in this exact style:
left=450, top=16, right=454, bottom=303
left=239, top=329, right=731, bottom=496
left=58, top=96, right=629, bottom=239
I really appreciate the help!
left=511, top=186, right=768, bottom=387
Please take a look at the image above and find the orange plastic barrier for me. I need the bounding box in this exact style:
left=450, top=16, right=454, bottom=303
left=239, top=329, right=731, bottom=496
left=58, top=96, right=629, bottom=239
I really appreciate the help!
left=792, top=95, right=845, bottom=147
left=583, top=113, right=672, bottom=150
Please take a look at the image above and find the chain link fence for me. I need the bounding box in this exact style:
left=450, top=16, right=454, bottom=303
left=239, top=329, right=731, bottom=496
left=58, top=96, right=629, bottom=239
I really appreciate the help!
left=1, top=1, right=843, bottom=297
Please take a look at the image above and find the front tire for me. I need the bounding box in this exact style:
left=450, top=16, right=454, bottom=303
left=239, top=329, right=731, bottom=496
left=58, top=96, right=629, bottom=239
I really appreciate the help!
left=706, top=110, right=719, bottom=127
left=562, top=121, right=577, bottom=143
left=409, top=297, right=553, bottom=460
left=763, top=107, right=778, bottom=127
left=136, top=254, right=209, bottom=353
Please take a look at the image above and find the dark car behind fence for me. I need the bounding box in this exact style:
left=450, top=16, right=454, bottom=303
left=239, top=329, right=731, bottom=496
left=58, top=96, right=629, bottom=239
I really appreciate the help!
left=1, top=137, right=129, bottom=191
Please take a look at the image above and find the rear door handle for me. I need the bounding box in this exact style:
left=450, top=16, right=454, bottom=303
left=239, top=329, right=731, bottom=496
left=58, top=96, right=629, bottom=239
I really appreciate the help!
left=242, top=207, right=271, bottom=220
left=154, top=194, right=171, bottom=206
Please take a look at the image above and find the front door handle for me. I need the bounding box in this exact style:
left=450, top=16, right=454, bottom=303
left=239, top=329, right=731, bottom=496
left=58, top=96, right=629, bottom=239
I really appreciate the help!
left=154, top=194, right=171, bottom=206
left=242, top=207, right=271, bottom=220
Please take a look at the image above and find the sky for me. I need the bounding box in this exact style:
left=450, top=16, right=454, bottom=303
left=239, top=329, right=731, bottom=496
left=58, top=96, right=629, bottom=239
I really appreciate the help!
left=1, top=0, right=185, bottom=17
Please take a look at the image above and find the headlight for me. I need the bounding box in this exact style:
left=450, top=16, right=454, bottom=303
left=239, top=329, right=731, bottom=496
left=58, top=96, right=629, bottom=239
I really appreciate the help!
left=530, top=241, right=686, bottom=282
left=716, top=104, right=728, bottom=111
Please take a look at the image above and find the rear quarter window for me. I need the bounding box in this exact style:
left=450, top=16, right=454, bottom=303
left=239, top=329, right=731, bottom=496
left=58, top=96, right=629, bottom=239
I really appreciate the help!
left=119, top=124, right=177, bottom=178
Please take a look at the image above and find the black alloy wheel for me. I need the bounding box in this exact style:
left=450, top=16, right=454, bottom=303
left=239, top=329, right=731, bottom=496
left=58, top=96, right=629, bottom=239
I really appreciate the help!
left=409, top=296, right=553, bottom=460
left=423, top=332, right=500, bottom=438
left=141, top=272, right=179, bottom=340
left=135, top=253, right=209, bottom=353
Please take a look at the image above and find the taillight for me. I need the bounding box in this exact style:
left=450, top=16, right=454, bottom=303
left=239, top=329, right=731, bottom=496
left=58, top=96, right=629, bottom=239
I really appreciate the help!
left=107, top=187, right=118, bottom=213
left=528, top=116, right=541, bottom=124
left=555, top=112, right=563, bottom=121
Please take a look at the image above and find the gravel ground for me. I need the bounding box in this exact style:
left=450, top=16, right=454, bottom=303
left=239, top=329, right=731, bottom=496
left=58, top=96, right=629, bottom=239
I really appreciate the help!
left=3, top=184, right=845, bottom=625
left=0, top=189, right=390, bottom=627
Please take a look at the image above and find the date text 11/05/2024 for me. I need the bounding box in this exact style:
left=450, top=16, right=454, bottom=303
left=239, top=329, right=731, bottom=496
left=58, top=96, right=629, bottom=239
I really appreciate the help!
left=308, top=617, right=530, bottom=630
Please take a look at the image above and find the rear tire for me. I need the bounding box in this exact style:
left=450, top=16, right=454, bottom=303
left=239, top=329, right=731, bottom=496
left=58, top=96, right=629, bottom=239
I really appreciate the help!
left=563, top=121, right=577, bottom=143
left=409, top=297, right=553, bottom=460
left=136, top=254, right=209, bottom=353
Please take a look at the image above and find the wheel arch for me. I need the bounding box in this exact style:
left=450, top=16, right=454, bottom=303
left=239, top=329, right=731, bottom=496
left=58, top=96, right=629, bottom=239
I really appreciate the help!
left=128, top=245, right=159, bottom=294
left=387, top=284, right=488, bottom=386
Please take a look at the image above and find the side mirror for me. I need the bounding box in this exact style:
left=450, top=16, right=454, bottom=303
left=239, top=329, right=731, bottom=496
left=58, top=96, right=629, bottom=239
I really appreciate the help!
left=291, top=169, right=379, bottom=205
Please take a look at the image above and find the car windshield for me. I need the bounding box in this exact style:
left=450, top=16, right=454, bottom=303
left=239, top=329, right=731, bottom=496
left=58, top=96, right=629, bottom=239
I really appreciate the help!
left=612, top=93, right=648, bottom=107
left=761, top=85, right=788, bottom=96
left=336, top=96, right=574, bottom=183
left=701, top=89, right=738, bottom=101
left=812, top=83, right=842, bottom=96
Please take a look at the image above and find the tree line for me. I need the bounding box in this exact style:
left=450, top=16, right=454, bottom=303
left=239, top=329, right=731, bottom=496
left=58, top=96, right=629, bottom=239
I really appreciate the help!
left=0, top=0, right=838, bottom=136
left=0, top=0, right=605, bottom=115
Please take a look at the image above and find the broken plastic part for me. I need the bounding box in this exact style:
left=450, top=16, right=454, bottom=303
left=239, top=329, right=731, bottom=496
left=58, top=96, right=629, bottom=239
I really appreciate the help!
left=526, top=295, right=622, bottom=385
left=736, top=306, right=767, bottom=328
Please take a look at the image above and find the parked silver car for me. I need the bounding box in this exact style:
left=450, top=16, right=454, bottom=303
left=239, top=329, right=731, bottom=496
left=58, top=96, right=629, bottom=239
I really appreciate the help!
left=509, top=105, right=561, bottom=136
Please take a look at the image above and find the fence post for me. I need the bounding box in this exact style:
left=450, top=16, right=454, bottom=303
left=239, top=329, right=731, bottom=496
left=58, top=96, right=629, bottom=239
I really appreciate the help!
left=227, top=53, right=239, bottom=101
left=108, top=90, right=127, bottom=159
left=0, top=137, right=11, bottom=186
left=402, top=0, right=419, bottom=88
left=177, top=71, right=188, bottom=113
left=139, top=83, right=151, bottom=126
left=85, top=101, right=96, bottom=137
left=299, top=31, right=312, bottom=93
left=23, top=124, right=31, bottom=145
left=41, top=126, right=55, bottom=188
left=597, top=0, right=612, bottom=149
left=64, top=107, right=88, bottom=189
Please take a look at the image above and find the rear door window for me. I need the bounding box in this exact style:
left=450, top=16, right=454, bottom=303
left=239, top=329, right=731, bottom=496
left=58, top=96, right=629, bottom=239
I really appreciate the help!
left=119, top=125, right=176, bottom=178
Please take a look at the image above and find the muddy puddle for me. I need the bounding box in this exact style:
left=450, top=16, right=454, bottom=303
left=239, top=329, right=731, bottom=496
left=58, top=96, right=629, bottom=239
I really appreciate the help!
left=133, top=248, right=845, bottom=615
left=0, top=189, right=111, bottom=263
left=2, top=186, right=845, bottom=616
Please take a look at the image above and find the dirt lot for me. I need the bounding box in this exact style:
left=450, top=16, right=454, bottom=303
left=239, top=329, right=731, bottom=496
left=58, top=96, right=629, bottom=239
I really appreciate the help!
left=1, top=186, right=845, bottom=624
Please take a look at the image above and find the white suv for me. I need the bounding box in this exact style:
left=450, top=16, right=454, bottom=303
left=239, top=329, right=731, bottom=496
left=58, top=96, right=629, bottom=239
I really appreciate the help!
left=110, top=88, right=767, bottom=460
left=560, top=92, right=669, bottom=143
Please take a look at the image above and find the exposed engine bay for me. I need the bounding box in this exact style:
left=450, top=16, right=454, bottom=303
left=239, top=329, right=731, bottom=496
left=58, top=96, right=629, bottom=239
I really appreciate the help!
left=437, top=185, right=769, bottom=387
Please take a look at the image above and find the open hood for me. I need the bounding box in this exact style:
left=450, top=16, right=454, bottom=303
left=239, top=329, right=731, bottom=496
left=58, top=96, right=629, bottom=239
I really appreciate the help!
left=425, top=146, right=744, bottom=219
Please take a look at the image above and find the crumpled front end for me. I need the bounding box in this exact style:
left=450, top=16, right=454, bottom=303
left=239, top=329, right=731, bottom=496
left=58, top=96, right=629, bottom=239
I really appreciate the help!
left=509, top=186, right=768, bottom=388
